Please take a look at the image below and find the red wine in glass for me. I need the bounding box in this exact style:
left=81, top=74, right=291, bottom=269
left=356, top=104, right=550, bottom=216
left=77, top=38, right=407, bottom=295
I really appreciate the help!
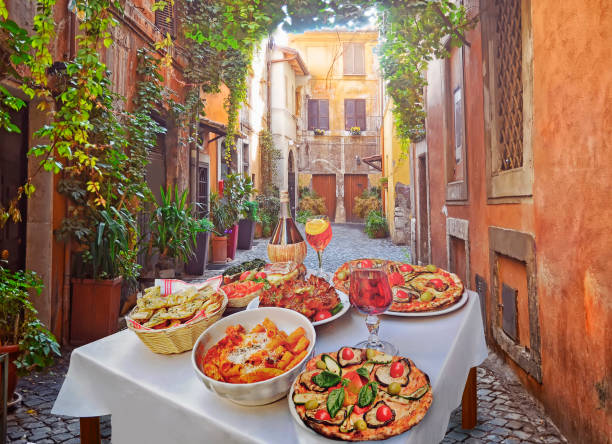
left=349, top=263, right=398, bottom=354
left=349, top=269, right=393, bottom=315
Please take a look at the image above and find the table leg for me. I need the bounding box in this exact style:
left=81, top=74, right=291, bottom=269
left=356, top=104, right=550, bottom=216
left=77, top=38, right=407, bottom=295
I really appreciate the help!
left=80, top=417, right=101, bottom=444
left=461, top=367, right=477, bottom=429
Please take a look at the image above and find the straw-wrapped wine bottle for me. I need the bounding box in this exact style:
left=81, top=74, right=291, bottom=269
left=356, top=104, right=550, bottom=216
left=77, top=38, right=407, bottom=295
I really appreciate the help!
left=268, top=191, right=307, bottom=263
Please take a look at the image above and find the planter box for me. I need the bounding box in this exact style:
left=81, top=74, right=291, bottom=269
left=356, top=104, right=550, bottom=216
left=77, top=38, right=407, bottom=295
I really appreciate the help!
left=211, top=235, right=228, bottom=264
left=227, top=224, right=239, bottom=259
left=70, top=277, right=123, bottom=346
left=237, top=219, right=255, bottom=250
left=185, top=232, right=210, bottom=275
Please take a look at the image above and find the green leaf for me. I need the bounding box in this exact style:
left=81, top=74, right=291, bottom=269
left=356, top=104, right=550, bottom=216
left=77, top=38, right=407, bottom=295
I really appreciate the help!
left=327, top=387, right=345, bottom=418
left=357, top=381, right=378, bottom=407
left=312, top=371, right=341, bottom=388
left=356, top=367, right=370, bottom=380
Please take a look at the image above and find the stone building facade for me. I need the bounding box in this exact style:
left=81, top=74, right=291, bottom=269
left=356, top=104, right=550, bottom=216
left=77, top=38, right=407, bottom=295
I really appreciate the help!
left=289, top=30, right=382, bottom=223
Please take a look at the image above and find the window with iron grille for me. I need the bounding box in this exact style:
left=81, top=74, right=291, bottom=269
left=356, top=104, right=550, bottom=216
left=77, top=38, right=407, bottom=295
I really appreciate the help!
left=495, top=0, right=523, bottom=172
left=155, top=3, right=176, bottom=38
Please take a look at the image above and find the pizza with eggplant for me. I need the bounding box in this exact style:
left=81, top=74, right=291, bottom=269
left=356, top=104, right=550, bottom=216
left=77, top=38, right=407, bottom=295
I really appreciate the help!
left=291, top=348, right=432, bottom=441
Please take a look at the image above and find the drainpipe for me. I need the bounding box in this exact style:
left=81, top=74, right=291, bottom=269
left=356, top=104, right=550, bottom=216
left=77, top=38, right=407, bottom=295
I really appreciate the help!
left=61, top=9, right=78, bottom=346
left=266, top=37, right=273, bottom=132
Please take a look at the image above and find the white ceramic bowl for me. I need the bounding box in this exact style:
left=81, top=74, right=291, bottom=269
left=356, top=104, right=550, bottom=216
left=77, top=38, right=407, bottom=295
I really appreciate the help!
left=191, top=307, right=316, bottom=406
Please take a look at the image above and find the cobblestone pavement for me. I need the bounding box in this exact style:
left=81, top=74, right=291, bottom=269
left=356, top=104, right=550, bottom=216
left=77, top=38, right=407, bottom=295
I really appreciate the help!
left=7, top=224, right=568, bottom=443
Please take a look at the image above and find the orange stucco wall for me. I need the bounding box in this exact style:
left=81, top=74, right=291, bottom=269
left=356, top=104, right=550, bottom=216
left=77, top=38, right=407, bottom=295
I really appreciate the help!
left=423, top=1, right=612, bottom=443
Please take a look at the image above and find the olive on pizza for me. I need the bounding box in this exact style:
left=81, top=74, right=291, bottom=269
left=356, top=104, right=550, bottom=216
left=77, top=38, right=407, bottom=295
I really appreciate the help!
left=292, top=349, right=433, bottom=441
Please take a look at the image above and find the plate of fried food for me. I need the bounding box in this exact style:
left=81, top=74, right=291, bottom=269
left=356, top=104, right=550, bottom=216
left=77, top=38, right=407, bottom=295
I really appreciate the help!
left=126, top=283, right=227, bottom=354
left=246, top=275, right=349, bottom=326
left=192, top=307, right=316, bottom=405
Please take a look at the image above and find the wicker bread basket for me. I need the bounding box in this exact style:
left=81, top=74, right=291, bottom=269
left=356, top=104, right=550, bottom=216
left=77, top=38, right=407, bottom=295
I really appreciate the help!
left=126, top=290, right=228, bottom=354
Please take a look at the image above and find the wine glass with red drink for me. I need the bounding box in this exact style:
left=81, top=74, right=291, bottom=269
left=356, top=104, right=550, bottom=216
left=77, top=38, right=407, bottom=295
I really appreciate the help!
left=349, top=262, right=398, bottom=354
left=305, top=215, right=332, bottom=280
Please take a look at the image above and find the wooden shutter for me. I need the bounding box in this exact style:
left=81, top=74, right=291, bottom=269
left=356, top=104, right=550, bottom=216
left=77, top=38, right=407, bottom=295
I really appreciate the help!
left=355, top=99, right=366, bottom=130
left=345, top=99, right=355, bottom=130
left=155, top=3, right=175, bottom=38
left=318, top=100, right=329, bottom=130
left=343, top=43, right=354, bottom=75
left=354, top=44, right=365, bottom=75
left=308, top=99, right=318, bottom=130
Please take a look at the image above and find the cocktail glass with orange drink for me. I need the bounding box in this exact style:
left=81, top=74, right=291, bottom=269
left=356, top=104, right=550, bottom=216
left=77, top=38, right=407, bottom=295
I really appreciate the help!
left=305, top=215, right=332, bottom=279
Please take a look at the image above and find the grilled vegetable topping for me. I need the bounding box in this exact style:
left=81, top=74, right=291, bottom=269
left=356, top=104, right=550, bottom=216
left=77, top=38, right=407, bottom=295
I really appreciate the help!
left=293, top=392, right=328, bottom=405
left=306, top=407, right=346, bottom=425
left=322, top=355, right=342, bottom=375
left=375, top=359, right=411, bottom=386
left=364, top=401, right=396, bottom=428
left=338, top=347, right=365, bottom=367
left=368, top=351, right=393, bottom=364
left=300, top=370, right=328, bottom=392
left=339, top=405, right=355, bottom=433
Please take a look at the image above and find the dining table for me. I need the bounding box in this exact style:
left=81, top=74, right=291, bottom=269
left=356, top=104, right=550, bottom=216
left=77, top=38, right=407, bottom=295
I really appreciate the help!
left=52, top=290, right=487, bottom=443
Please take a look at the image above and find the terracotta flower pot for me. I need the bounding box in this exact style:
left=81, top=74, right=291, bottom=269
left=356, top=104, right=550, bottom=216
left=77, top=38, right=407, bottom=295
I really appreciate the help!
left=227, top=224, right=239, bottom=260
left=211, top=235, right=228, bottom=264
left=255, top=222, right=263, bottom=239
left=0, top=344, right=20, bottom=400
left=70, top=277, right=123, bottom=346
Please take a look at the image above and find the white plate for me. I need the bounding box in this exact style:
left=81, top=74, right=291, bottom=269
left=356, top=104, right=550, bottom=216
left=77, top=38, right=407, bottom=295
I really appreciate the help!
left=287, top=376, right=318, bottom=437
left=246, top=291, right=350, bottom=326
left=383, top=290, right=469, bottom=317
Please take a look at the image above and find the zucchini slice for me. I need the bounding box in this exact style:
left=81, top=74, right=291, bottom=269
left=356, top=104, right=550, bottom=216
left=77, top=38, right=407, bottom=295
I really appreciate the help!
left=321, top=354, right=342, bottom=376
left=369, top=351, right=393, bottom=364
left=402, top=384, right=430, bottom=401
left=339, top=405, right=354, bottom=433
left=293, top=392, right=328, bottom=405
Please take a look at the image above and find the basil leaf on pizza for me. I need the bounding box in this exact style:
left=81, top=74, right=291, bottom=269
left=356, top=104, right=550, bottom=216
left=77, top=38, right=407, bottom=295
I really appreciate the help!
left=358, top=381, right=378, bottom=407
left=313, top=371, right=341, bottom=388
left=356, top=367, right=370, bottom=379
left=327, top=388, right=345, bottom=418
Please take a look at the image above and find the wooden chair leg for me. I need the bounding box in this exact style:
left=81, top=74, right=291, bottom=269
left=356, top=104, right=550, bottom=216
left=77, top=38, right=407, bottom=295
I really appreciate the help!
left=461, top=367, right=477, bottom=429
left=80, top=417, right=101, bottom=444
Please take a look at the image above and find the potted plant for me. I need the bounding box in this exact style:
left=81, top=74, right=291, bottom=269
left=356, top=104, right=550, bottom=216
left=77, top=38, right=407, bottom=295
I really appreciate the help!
left=224, top=173, right=254, bottom=259
left=364, top=210, right=389, bottom=239
left=256, top=193, right=280, bottom=238
left=185, top=202, right=212, bottom=276
left=350, top=126, right=362, bottom=136
left=64, top=206, right=139, bottom=345
left=209, top=192, right=234, bottom=263
left=314, top=128, right=325, bottom=136
left=238, top=200, right=259, bottom=250
left=149, top=186, right=213, bottom=277
left=0, top=258, right=61, bottom=400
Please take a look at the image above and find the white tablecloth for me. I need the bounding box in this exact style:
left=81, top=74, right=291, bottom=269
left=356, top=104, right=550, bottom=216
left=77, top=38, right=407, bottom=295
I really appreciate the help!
left=53, top=291, right=487, bottom=444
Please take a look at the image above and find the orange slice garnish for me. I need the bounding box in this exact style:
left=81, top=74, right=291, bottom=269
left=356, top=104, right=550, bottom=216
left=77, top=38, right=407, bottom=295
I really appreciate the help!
left=305, top=218, right=329, bottom=235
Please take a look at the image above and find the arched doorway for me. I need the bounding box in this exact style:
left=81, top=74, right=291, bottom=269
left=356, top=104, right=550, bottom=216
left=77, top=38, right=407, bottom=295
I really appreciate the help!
left=288, top=150, right=296, bottom=219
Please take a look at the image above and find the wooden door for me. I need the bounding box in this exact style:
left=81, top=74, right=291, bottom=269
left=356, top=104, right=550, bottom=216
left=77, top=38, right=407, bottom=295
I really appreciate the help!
left=312, top=174, right=336, bottom=221
left=417, top=155, right=429, bottom=263
left=344, top=174, right=368, bottom=222
left=0, top=106, right=28, bottom=270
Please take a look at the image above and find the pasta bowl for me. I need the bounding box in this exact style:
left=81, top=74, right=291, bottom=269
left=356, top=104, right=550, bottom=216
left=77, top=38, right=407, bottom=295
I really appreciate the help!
left=191, top=307, right=316, bottom=406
